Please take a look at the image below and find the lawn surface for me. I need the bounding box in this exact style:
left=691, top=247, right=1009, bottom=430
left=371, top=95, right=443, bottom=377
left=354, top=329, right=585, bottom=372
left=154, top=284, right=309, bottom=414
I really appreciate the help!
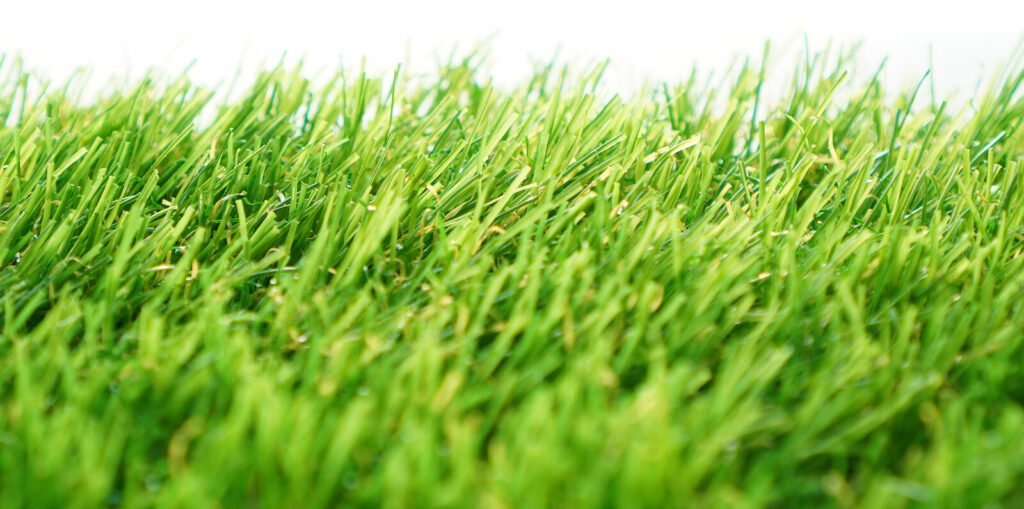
left=3, top=48, right=1024, bottom=507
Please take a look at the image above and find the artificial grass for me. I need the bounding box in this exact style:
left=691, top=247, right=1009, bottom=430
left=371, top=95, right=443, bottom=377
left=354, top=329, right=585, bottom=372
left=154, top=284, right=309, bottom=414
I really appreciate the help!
left=2, top=46, right=1024, bottom=507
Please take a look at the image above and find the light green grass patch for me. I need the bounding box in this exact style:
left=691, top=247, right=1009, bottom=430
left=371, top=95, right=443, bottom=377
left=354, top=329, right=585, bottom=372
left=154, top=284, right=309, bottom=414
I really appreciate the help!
left=2, top=47, right=1024, bottom=507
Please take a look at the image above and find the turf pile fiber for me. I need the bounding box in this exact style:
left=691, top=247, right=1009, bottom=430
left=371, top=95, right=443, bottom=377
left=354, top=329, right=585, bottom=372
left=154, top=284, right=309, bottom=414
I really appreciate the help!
left=3, top=49, right=1024, bottom=507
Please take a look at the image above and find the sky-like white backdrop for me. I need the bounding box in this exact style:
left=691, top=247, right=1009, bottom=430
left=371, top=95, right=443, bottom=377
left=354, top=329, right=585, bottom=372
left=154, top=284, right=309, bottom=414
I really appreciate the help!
left=2, top=0, right=1022, bottom=96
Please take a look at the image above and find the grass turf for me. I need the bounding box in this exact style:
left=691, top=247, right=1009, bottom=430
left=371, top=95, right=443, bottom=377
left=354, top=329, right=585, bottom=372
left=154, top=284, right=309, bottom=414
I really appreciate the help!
left=2, top=46, right=1024, bottom=507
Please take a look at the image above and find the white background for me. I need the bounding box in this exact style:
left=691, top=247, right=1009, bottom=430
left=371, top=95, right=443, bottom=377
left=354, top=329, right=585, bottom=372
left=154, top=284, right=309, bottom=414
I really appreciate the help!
left=2, top=0, right=1022, bottom=96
